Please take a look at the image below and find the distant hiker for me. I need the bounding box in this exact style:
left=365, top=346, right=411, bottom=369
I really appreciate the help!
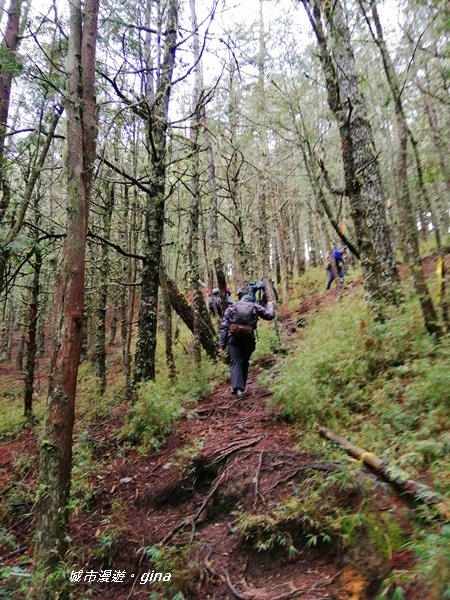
left=258, top=279, right=279, bottom=306
left=326, top=246, right=347, bottom=290
left=208, top=288, right=222, bottom=317
left=219, top=285, right=275, bottom=399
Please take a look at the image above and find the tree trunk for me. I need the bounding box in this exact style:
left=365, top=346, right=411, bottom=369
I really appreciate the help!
left=187, top=0, right=202, bottom=366
left=15, top=302, right=26, bottom=371
left=159, top=264, right=176, bottom=380
left=0, top=0, right=21, bottom=212
left=33, top=0, right=99, bottom=595
left=257, top=0, right=273, bottom=302
left=360, top=0, right=442, bottom=337
left=134, top=0, right=179, bottom=383
left=292, top=202, right=306, bottom=277
left=165, top=269, right=218, bottom=360
left=303, top=0, right=400, bottom=316
left=124, top=190, right=138, bottom=402
left=23, top=247, right=41, bottom=420
left=0, top=0, right=23, bottom=288
left=94, top=183, right=114, bottom=394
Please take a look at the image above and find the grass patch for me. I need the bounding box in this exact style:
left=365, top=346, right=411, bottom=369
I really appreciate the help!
left=232, top=466, right=405, bottom=562
left=266, top=275, right=449, bottom=595
left=122, top=354, right=227, bottom=450
left=0, top=385, right=45, bottom=437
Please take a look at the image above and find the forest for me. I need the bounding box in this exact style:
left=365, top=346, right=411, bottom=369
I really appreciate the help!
left=0, top=0, right=449, bottom=598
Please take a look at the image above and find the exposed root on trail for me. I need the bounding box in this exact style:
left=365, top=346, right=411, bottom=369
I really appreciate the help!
left=161, top=443, right=343, bottom=546
left=224, top=568, right=339, bottom=600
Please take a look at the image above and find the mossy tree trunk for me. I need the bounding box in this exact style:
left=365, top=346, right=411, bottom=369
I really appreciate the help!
left=302, top=0, right=400, bottom=316
left=134, top=0, right=179, bottom=384
left=187, top=0, right=202, bottom=366
left=0, top=0, right=21, bottom=290
left=23, top=243, right=41, bottom=421
left=165, top=269, right=218, bottom=360
left=33, top=0, right=100, bottom=596
left=94, top=182, right=114, bottom=393
left=257, top=0, right=273, bottom=302
left=159, top=263, right=176, bottom=380
left=359, top=0, right=443, bottom=336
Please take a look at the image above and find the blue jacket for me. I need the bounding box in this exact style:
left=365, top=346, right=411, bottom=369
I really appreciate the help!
left=329, top=249, right=345, bottom=270
left=219, top=295, right=275, bottom=348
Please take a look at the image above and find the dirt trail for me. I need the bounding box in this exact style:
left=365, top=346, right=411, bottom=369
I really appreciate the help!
left=1, top=281, right=420, bottom=599
left=69, top=369, right=342, bottom=600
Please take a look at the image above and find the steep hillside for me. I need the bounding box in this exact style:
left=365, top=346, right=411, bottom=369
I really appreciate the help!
left=1, top=260, right=449, bottom=600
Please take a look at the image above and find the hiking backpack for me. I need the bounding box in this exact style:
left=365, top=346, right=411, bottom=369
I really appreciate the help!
left=228, top=300, right=257, bottom=337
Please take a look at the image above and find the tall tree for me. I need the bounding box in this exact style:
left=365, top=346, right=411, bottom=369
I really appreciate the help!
left=358, top=0, right=443, bottom=336
left=301, top=0, right=400, bottom=314
left=33, top=0, right=100, bottom=595
left=134, top=0, right=180, bottom=383
left=0, top=0, right=24, bottom=289
left=187, top=0, right=203, bottom=365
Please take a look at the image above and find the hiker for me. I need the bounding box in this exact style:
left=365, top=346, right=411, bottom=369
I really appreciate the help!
left=249, top=280, right=278, bottom=306
left=219, top=285, right=275, bottom=399
left=208, top=288, right=223, bottom=317
left=326, top=246, right=347, bottom=290
left=258, top=279, right=279, bottom=307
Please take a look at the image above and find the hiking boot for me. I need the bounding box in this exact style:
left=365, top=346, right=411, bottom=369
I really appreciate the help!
left=236, top=389, right=244, bottom=399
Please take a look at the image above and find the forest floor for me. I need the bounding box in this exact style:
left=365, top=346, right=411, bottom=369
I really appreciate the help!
left=0, top=258, right=448, bottom=599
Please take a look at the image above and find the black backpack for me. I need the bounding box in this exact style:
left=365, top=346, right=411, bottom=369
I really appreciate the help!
left=228, top=300, right=256, bottom=337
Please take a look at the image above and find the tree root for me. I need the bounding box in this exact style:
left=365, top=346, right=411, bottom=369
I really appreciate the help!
left=224, top=569, right=338, bottom=600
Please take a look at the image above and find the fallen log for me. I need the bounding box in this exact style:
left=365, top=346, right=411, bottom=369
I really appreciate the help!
left=318, top=426, right=450, bottom=520
left=164, top=269, right=218, bottom=360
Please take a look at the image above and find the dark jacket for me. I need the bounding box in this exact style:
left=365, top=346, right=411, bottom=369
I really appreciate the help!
left=219, top=295, right=275, bottom=349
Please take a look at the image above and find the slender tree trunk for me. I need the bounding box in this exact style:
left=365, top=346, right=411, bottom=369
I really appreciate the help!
left=277, top=202, right=290, bottom=301
left=0, top=0, right=23, bottom=288
left=0, top=299, right=13, bottom=362
left=159, top=264, right=176, bottom=380
left=292, top=202, right=305, bottom=277
left=15, top=302, right=26, bottom=371
left=33, top=0, right=99, bottom=595
left=0, top=0, right=21, bottom=212
left=94, top=183, right=114, bottom=394
left=257, top=0, right=273, bottom=302
left=124, top=191, right=138, bottom=402
left=187, top=0, right=202, bottom=366
left=24, top=247, right=41, bottom=420
left=134, top=0, right=179, bottom=383
left=308, top=207, right=318, bottom=268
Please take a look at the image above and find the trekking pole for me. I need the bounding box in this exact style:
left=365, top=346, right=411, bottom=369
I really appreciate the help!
left=272, top=303, right=282, bottom=352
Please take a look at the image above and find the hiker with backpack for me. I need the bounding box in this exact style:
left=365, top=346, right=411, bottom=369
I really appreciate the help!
left=326, top=246, right=347, bottom=290
left=249, top=280, right=278, bottom=306
left=219, top=285, right=275, bottom=399
left=208, top=288, right=223, bottom=317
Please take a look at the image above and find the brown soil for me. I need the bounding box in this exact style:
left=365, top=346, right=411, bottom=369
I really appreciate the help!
left=2, top=258, right=445, bottom=599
